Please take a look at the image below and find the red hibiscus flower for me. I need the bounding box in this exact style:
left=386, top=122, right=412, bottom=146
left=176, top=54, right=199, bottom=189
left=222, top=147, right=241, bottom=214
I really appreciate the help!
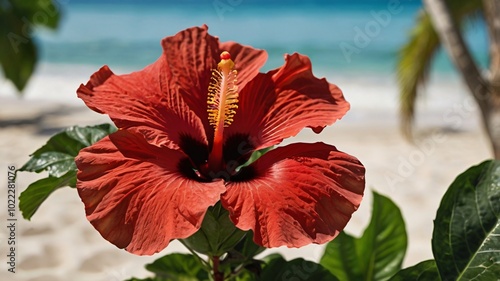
left=76, top=25, right=365, bottom=255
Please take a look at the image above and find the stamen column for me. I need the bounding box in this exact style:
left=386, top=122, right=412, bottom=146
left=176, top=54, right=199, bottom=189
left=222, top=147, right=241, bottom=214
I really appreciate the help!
left=207, top=52, right=239, bottom=172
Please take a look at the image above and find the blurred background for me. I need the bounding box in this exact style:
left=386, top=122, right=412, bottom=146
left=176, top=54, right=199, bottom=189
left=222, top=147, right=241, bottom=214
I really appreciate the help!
left=0, top=0, right=493, bottom=280
left=1, top=0, right=489, bottom=99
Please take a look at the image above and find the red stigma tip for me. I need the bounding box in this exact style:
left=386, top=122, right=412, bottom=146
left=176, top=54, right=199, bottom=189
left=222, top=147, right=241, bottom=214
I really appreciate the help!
left=220, top=51, right=231, bottom=60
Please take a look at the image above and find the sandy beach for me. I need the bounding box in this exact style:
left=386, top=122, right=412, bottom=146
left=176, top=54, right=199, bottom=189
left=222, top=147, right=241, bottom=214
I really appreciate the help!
left=0, top=68, right=492, bottom=280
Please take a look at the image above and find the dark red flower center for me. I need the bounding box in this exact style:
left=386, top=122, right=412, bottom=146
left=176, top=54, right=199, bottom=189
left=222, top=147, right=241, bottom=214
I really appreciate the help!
left=178, top=133, right=255, bottom=183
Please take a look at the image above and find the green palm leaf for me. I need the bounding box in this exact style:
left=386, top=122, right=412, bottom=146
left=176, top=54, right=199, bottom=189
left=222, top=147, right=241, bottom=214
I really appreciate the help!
left=397, top=0, right=483, bottom=138
left=397, top=10, right=440, bottom=138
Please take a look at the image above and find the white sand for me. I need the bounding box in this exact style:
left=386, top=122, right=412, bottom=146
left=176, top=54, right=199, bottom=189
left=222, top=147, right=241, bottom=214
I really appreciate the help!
left=0, top=67, right=492, bottom=280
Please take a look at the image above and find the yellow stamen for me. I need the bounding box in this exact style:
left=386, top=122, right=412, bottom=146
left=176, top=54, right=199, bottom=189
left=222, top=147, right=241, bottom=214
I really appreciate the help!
left=207, top=51, right=238, bottom=128
left=207, top=51, right=238, bottom=171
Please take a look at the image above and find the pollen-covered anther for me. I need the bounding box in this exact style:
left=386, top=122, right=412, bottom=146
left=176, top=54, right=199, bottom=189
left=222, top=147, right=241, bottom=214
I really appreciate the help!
left=207, top=51, right=239, bottom=129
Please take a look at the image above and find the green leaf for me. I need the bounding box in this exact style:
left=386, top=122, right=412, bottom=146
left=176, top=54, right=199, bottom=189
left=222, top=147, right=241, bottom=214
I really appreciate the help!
left=0, top=12, right=37, bottom=92
left=182, top=202, right=246, bottom=257
left=432, top=160, right=500, bottom=280
left=220, top=232, right=265, bottom=280
left=230, top=231, right=265, bottom=262
left=22, top=151, right=76, bottom=178
left=233, top=271, right=257, bottom=281
left=20, top=124, right=117, bottom=177
left=19, top=170, right=76, bottom=220
left=319, top=231, right=359, bottom=280
left=358, top=192, right=408, bottom=280
left=388, top=260, right=440, bottom=281
left=144, top=253, right=209, bottom=281
left=0, top=0, right=61, bottom=92
left=259, top=255, right=338, bottom=281
left=320, top=191, right=407, bottom=281
left=239, top=146, right=274, bottom=169
left=9, top=0, right=62, bottom=29
left=19, top=124, right=116, bottom=219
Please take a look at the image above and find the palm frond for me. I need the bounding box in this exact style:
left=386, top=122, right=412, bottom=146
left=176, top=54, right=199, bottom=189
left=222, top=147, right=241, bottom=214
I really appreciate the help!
left=397, top=10, right=439, bottom=138
left=396, top=0, right=484, bottom=138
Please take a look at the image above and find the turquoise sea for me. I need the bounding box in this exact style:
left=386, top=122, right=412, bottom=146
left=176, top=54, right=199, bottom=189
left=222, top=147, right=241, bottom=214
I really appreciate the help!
left=36, top=0, right=488, bottom=78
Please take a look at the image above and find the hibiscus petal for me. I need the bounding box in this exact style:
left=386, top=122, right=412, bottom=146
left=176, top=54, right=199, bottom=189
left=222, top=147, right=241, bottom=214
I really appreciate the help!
left=218, top=41, right=268, bottom=91
left=76, top=130, right=225, bottom=255
left=161, top=25, right=219, bottom=141
left=221, top=142, right=365, bottom=248
left=226, top=53, right=350, bottom=151
left=77, top=58, right=208, bottom=154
